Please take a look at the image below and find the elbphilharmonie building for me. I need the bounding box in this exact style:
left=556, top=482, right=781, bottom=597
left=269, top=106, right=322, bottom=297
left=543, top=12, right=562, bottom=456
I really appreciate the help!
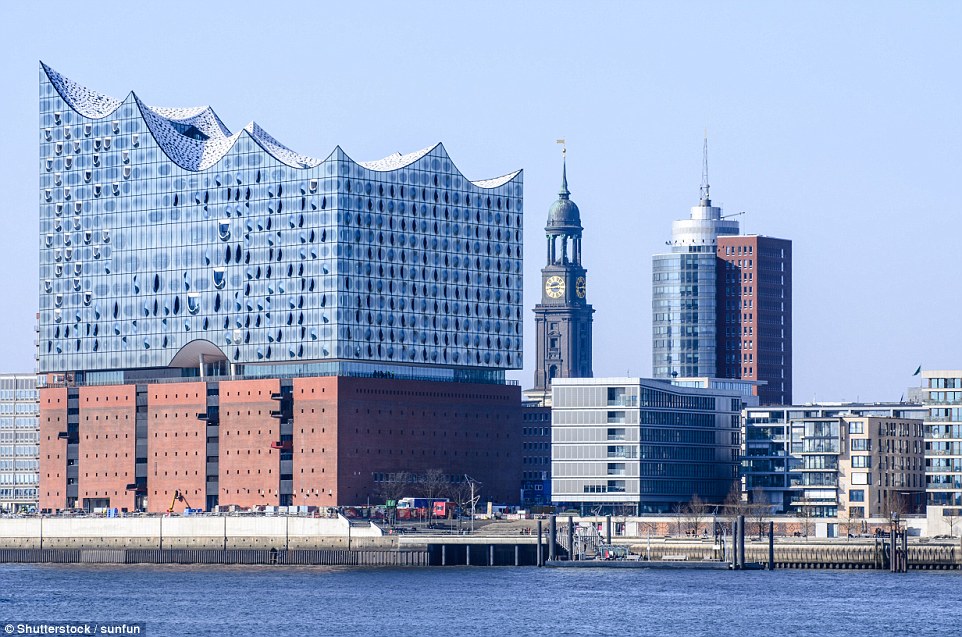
left=37, top=64, right=524, bottom=512
left=38, top=63, right=523, bottom=382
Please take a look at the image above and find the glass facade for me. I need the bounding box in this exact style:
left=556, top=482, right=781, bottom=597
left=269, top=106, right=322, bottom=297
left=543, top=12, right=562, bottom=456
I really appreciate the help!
left=551, top=378, right=740, bottom=514
left=0, top=374, right=40, bottom=511
left=651, top=190, right=738, bottom=380
left=652, top=252, right=718, bottom=378
left=38, top=64, right=523, bottom=377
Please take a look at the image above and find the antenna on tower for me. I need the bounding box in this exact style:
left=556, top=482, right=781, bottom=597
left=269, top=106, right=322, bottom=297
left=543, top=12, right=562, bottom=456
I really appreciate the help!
left=700, top=130, right=710, bottom=204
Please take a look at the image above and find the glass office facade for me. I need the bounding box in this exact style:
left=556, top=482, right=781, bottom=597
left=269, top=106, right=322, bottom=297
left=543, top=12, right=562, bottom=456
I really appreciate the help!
left=551, top=378, right=740, bottom=514
left=651, top=192, right=738, bottom=380
left=38, top=64, right=523, bottom=377
left=0, top=374, right=40, bottom=510
left=652, top=252, right=718, bottom=378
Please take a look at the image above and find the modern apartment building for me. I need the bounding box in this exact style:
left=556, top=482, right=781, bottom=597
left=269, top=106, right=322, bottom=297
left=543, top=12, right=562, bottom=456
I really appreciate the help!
left=551, top=377, right=741, bottom=514
left=37, top=63, right=523, bottom=512
left=791, top=416, right=924, bottom=519
left=920, top=371, right=962, bottom=508
left=652, top=142, right=792, bottom=404
left=743, top=403, right=926, bottom=514
left=0, top=374, right=40, bottom=511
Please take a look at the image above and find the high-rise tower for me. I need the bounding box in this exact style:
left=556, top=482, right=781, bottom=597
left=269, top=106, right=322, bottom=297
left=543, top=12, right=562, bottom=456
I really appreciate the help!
left=652, top=138, right=738, bottom=379
left=530, top=157, right=593, bottom=396
left=652, top=138, right=792, bottom=405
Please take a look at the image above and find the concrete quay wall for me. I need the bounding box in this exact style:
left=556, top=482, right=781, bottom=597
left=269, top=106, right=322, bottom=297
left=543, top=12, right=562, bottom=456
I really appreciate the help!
left=621, top=538, right=962, bottom=569
left=0, top=516, right=387, bottom=550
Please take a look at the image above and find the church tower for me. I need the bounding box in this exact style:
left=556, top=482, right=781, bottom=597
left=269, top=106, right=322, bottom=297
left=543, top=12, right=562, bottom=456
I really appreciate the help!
left=530, top=156, right=594, bottom=398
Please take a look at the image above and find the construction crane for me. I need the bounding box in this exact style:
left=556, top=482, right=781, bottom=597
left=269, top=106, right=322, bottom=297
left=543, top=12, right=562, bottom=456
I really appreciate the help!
left=167, top=489, right=193, bottom=514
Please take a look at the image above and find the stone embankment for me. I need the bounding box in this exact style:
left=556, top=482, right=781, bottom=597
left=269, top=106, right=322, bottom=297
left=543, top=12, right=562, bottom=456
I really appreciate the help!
left=0, top=517, right=959, bottom=568
left=624, top=538, right=962, bottom=570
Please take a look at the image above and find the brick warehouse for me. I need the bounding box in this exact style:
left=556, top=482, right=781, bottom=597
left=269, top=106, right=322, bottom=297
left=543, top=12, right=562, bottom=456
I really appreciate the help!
left=40, top=377, right=520, bottom=512
left=37, top=65, right=524, bottom=512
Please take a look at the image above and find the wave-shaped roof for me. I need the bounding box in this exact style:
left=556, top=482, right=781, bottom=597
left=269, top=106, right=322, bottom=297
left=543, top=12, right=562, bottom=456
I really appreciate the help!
left=41, top=62, right=522, bottom=188
left=43, top=64, right=122, bottom=118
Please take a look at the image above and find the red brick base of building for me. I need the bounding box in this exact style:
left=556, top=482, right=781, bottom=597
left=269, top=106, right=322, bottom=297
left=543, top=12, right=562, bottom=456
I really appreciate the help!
left=40, top=376, right=522, bottom=512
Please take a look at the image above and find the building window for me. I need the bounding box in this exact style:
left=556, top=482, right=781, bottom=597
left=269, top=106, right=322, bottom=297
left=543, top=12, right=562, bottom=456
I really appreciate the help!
left=850, top=439, right=870, bottom=452
left=851, top=456, right=871, bottom=469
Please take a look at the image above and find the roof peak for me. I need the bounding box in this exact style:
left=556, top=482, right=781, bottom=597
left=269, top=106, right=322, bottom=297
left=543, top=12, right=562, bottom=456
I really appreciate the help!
left=559, top=158, right=570, bottom=199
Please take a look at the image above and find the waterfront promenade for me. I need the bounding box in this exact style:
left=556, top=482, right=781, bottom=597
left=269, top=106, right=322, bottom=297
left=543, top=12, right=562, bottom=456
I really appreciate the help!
left=0, top=515, right=959, bottom=569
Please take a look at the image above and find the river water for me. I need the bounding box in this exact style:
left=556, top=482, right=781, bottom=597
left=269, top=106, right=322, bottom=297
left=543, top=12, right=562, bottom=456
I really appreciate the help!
left=1, top=564, right=959, bottom=636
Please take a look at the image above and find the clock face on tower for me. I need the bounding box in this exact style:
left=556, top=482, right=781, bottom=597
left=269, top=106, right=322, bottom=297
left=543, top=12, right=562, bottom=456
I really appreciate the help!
left=576, top=276, right=586, bottom=298
left=545, top=276, right=565, bottom=299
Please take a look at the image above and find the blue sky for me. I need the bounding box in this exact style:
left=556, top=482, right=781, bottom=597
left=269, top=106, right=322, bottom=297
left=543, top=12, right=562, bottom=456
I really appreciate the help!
left=1, top=1, right=959, bottom=402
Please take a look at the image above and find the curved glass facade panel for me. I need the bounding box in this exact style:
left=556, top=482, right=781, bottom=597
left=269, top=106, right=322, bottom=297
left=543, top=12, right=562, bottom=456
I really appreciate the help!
left=38, top=64, right=523, bottom=374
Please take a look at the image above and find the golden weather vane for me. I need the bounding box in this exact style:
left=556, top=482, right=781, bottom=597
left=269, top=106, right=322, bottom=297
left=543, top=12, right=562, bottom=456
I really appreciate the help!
left=556, top=138, right=566, bottom=159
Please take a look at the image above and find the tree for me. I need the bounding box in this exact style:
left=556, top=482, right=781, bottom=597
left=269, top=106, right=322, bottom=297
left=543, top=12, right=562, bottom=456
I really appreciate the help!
left=793, top=498, right=815, bottom=539
left=724, top=481, right=748, bottom=520
left=841, top=504, right=865, bottom=539
left=683, top=494, right=710, bottom=537
left=375, top=471, right=413, bottom=526
left=418, top=468, right=449, bottom=501
left=881, top=490, right=912, bottom=518
left=417, top=468, right=450, bottom=524
left=749, top=487, right=769, bottom=539
left=944, top=508, right=959, bottom=537
left=671, top=502, right=685, bottom=537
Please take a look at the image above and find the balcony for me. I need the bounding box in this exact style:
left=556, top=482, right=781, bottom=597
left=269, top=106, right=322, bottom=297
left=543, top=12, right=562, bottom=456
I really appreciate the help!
left=270, top=440, right=292, bottom=451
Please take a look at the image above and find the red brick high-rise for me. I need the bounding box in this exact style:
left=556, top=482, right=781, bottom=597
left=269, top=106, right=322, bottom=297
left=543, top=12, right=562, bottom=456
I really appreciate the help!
left=716, top=235, right=793, bottom=405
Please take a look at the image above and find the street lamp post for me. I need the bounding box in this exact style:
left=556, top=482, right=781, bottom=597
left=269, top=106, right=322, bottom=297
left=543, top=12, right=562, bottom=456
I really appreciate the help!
left=465, top=474, right=481, bottom=535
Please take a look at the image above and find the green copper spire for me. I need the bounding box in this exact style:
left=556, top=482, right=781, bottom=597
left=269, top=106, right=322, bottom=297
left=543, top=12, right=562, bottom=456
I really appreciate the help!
left=560, top=158, right=570, bottom=199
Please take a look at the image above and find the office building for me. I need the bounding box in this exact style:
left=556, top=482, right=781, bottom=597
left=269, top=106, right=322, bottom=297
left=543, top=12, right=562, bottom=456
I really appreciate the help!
left=0, top=374, right=40, bottom=511
left=551, top=377, right=741, bottom=514
left=670, top=376, right=761, bottom=408
left=521, top=402, right=551, bottom=507
left=651, top=146, right=738, bottom=380
left=37, top=63, right=523, bottom=512
left=743, top=403, right=926, bottom=513
left=652, top=141, right=792, bottom=404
